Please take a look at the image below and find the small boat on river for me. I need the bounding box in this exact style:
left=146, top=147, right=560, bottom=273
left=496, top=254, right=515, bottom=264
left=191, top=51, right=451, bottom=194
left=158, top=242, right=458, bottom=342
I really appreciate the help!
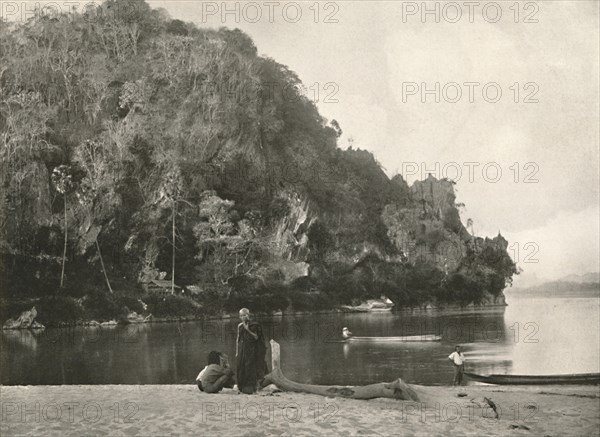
left=465, top=372, right=600, bottom=385
left=341, top=327, right=442, bottom=342
left=345, top=334, right=442, bottom=342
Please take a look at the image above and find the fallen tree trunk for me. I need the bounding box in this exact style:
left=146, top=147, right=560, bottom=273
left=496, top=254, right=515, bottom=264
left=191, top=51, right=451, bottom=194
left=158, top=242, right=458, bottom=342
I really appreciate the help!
left=264, top=340, right=420, bottom=401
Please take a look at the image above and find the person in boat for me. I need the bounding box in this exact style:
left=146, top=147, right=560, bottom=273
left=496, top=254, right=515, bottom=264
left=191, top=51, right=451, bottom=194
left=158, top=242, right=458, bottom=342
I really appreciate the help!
left=448, top=345, right=466, bottom=386
left=342, top=327, right=353, bottom=339
left=196, top=350, right=235, bottom=393
left=236, top=308, right=268, bottom=394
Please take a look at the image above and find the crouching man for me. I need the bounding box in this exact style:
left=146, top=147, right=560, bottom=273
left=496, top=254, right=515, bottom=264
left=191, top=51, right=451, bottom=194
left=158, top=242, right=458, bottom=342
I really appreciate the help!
left=196, top=351, right=235, bottom=393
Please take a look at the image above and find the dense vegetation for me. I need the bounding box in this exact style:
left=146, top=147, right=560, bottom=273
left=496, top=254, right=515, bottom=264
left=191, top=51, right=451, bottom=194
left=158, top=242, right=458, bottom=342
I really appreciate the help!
left=0, top=1, right=518, bottom=324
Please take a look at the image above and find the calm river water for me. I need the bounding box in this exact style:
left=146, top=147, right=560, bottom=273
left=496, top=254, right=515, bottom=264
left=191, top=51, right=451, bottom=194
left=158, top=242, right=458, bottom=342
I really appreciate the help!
left=2, top=295, right=599, bottom=386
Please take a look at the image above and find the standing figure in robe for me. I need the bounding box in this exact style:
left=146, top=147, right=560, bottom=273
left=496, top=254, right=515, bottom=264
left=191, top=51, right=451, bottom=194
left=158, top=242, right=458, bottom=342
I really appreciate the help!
left=236, top=308, right=268, bottom=394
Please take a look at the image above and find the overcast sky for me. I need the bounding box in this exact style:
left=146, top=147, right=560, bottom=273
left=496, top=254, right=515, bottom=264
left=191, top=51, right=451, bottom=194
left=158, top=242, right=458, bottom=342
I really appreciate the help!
left=5, top=1, right=599, bottom=284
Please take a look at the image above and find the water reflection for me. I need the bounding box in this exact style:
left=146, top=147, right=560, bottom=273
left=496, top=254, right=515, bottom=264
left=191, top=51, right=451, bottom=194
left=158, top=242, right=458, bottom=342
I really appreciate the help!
left=2, top=329, right=40, bottom=352
left=2, top=296, right=598, bottom=385
left=504, top=296, right=600, bottom=375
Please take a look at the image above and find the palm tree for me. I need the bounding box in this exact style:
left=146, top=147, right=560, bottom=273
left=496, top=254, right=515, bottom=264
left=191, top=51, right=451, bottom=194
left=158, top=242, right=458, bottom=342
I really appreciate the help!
left=78, top=181, right=114, bottom=294
left=159, top=167, right=191, bottom=294
left=162, top=170, right=181, bottom=295
left=51, top=165, right=73, bottom=288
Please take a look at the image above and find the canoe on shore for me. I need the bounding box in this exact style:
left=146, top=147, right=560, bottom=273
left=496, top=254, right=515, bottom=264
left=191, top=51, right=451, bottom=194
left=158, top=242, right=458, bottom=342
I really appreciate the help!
left=345, top=335, right=442, bottom=342
left=465, top=372, right=600, bottom=385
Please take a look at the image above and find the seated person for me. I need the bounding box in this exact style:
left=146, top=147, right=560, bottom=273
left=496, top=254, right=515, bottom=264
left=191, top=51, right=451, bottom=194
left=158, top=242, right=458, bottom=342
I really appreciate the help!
left=196, top=351, right=235, bottom=394
left=342, top=327, right=353, bottom=339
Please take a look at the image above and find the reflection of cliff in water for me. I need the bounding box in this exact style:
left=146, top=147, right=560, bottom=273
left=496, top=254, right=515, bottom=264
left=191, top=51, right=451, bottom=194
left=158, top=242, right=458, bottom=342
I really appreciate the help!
left=2, top=329, right=40, bottom=353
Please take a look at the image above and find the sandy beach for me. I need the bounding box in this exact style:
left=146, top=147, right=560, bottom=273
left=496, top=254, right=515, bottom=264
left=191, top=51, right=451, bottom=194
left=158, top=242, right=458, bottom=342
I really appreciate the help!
left=1, top=384, right=598, bottom=436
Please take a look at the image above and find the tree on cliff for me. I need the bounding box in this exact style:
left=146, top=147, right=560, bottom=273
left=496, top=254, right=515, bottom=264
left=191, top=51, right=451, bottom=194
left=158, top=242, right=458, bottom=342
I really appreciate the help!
left=51, top=165, right=74, bottom=288
left=74, top=139, right=120, bottom=294
left=193, top=191, right=268, bottom=292
left=157, top=162, right=188, bottom=295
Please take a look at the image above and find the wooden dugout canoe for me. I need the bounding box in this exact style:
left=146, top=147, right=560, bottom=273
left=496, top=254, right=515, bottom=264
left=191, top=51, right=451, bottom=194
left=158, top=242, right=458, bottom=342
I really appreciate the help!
left=465, top=372, right=600, bottom=385
left=345, top=334, right=442, bottom=342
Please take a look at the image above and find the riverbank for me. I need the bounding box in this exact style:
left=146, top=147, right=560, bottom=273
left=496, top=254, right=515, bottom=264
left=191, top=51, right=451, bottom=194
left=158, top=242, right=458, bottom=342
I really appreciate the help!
left=3, top=301, right=508, bottom=330
left=1, top=384, right=598, bottom=436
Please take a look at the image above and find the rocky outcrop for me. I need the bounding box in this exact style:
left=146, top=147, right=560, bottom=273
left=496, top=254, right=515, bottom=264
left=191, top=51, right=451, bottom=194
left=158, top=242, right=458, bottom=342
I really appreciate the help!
left=383, top=175, right=469, bottom=272
left=279, top=260, right=310, bottom=284
left=272, top=192, right=314, bottom=260
left=100, top=320, right=118, bottom=326
left=410, top=174, right=463, bottom=232
left=3, top=307, right=45, bottom=330
left=126, top=311, right=146, bottom=323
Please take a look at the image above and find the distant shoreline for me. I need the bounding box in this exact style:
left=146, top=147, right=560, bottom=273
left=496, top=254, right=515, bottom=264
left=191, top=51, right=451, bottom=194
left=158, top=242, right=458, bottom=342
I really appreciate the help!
left=506, top=282, right=600, bottom=299
left=2, top=302, right=509, bottom=330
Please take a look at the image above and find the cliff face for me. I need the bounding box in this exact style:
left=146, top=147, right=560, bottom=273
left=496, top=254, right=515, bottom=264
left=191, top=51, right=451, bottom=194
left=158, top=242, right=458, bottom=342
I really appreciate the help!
left=272, top=191, right=313, bottom=260
left=410, top=175, right=466, bottom=235
left=1, top=161, right=53, bottom=252
left=375, top=174, right=468, bottom=272
left=0, top=3, right=517, bottom=313
left=264, top=170, right=517, bottom=309
left=258, top=169, right=513, bottom=309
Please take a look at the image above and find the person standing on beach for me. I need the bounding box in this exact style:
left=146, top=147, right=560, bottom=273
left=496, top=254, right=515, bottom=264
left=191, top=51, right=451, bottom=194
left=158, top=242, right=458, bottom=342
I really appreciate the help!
left=448, top=345, right=466, bottom=386
left=236, top=308, right=268, bottom=394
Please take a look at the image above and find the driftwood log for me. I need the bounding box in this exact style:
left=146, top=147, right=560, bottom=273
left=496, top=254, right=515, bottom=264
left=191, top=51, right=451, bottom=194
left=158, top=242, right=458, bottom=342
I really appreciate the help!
left=264, top=340, right=420, bottom=401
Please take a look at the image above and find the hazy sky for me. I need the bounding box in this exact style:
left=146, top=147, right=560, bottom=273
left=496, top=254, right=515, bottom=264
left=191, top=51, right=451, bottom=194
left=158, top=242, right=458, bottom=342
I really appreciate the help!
left=5, top=1, right=599, bottom=283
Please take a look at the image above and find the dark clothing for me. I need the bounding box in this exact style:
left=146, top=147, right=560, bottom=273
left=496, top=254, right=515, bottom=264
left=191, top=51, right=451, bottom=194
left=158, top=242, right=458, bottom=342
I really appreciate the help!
left=236, top=321, right=268, bottom=394
left=453, top=364, right=464, bottom=386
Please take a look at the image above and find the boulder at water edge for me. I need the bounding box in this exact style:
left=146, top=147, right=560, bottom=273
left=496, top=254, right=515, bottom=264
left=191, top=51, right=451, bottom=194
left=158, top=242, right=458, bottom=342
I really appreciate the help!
left=127, top=311, right=146, bottom=323
left=3, top=306, right=46, bottom=330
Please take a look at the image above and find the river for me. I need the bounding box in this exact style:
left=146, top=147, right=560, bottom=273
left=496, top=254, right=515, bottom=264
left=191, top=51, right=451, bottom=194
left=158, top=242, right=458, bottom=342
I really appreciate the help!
left=2, top=294, right=599, bottom=386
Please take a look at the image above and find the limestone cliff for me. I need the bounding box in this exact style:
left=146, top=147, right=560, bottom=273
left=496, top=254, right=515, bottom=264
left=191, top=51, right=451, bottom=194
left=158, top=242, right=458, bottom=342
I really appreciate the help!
left=0, top=7, right=517, bottom=315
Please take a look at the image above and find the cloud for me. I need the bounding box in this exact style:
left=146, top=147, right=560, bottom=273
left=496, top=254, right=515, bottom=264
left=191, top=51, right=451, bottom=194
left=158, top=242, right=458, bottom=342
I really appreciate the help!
left=501, top=205, right=600, bottom=284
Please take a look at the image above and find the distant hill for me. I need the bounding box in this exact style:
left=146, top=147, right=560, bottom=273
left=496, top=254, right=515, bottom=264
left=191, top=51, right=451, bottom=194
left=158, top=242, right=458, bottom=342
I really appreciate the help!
left=509, top=274, right=600, bottom=298
left=559, top=272, right=600, bottom=284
